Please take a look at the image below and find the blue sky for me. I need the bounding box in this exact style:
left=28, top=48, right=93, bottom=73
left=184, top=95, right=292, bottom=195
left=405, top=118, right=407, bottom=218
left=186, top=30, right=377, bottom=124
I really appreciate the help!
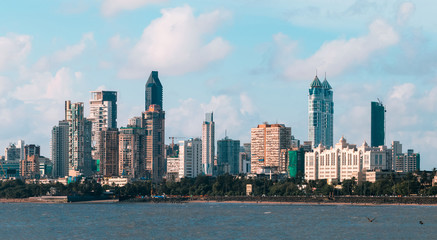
left=1, top=0, right=436, bottom=169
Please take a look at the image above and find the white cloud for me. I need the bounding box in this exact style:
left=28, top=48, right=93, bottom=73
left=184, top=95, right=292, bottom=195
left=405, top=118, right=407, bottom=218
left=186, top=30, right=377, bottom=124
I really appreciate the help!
left=119, top=5, right=232, bottom=78
left=397, top=2, right=415, bottom=25
left=167, top=94, right=258, bottom=142
left=0, top=34, right=32, bottom=71
left=101, top=0, right=167, bottom=17
left=53, top=33, right=94, bottom=62
left=13, top=67, right=78, bottom=102
left=387, top=83, right=415, bottom=114
left=277, top=19, right=399, bottom=80
left=240, top=92, right=256, bottom=115
left=109, top=34, right=130, bottom=49
left=272, top=33, right=298, bottom=69
left=34, top=33, right=94, bottom=70
left=0, top=76, right=12, bottom=96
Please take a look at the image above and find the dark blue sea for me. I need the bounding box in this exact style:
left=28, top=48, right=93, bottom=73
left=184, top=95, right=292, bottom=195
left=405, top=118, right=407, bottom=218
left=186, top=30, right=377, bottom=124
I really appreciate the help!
left=0, top=202, right=436, bottom=239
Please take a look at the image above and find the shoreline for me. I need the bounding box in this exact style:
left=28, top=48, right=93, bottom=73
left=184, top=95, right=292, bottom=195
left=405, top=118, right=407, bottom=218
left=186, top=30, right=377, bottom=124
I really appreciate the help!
left=187, top=200, right=437, bottom=206
left=0, top=197, right=437, bottom=206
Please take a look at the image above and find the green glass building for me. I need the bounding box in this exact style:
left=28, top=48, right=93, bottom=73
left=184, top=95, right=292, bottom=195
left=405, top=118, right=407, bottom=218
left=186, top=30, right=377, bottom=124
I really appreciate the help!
left=288, top=150, right=305, bottom=178
left=371, top=101, right=385, bottom=147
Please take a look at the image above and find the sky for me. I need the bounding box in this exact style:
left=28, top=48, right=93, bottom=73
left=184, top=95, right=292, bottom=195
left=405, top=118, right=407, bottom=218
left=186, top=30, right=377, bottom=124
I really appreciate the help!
left=0, top=0, right=436, bottom=169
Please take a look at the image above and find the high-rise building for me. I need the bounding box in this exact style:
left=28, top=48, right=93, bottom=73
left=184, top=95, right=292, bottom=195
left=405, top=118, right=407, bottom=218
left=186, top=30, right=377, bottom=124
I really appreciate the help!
left=394, top=149, right=420, bottom=172
left=96, top=128, right=119, bottom=176
left=51, top=120, right=69, bottom=178
left=145, top=71, right=163, bottom=111
left=239, top=143, right=251, bottom=174
left=5, top=143, right=21, bottom=162
left=217, top=137, right=240, bottom=175
left=119, top=126, right=146, bottom=178
left=202, top=112, right=215, bottom=175
left=142, top=104, right=165, bottom=182
left=178, top=138, right=202, bottom=178
left=308, top=74, right=334, bottom=148
left=89, top=91, right=118, bottom=161
left=371, top=101, right=385, bottom=147
left=251, top=123, right=291, bottom=174
left=20, top=144, right=41, bottom=179
left=65, top=100, right=92, bottom=177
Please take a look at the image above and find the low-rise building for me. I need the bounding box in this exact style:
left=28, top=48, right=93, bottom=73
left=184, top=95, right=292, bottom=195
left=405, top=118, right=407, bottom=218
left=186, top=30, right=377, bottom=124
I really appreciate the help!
left=305, top=137, right=388, bottom=182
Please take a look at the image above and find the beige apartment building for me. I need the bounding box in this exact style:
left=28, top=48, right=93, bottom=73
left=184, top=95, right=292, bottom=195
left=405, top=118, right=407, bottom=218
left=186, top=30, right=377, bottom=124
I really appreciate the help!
left=250, top=123, right=291, bottom=174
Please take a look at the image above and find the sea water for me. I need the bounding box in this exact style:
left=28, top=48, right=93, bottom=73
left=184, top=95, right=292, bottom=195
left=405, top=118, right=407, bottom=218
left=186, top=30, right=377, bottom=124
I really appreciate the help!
left=0, top=202, right=435, bottom=239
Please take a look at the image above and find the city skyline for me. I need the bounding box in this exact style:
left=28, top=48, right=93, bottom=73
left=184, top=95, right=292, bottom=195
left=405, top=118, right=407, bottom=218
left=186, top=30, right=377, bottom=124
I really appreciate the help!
left=0, top=1, right=436, bottom=169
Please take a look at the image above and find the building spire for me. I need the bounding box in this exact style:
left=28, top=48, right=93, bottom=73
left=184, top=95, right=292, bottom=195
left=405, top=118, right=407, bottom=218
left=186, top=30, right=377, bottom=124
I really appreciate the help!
left=322, top=73, right=332, bottom=90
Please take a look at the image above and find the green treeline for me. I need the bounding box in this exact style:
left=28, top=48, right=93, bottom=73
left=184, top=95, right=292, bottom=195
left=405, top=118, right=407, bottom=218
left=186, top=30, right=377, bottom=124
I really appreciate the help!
left=1, top=172, right=437, bottom=199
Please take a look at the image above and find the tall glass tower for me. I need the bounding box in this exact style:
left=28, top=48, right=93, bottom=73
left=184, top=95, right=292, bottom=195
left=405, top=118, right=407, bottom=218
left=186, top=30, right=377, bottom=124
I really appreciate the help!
left=145, top=71, right=163, bottom=111
left=202, top=112, right=215, bottom=175
left=308, top=75, right=334, bottom=148
left=371, top=101, right=385, bottom=147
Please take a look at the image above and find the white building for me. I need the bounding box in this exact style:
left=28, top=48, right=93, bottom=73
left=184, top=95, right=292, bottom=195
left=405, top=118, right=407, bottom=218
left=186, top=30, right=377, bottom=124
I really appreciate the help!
left=305, top=137, right=388, bottom=182
left=179, top=138, right=202, bottom=178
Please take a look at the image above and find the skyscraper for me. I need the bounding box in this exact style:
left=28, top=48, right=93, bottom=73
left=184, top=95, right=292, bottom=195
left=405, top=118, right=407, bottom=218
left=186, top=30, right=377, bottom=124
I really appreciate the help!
left=145, top=71, right=163, bottom=111
left=217, top=137, right=240, bottom=175
left=96, top=128, right=119, bottom=176
left=65, top=100, right=92, bottom=177
left=371, top=101, right=385, bottom=147
left=119, top=123, right=146, bottom=179
left=142, top=104, right=166, bottom=182
left=89, top=91, right=118, bottom=162
left=308, top=74, right=334, bottom=148
left=202, top=112, right=215, bottom=175
left=251, top=123, right=291, bottom=174
left=51, top=120, right=69, bottom=178
left=20, top=144, right=41, bottom=179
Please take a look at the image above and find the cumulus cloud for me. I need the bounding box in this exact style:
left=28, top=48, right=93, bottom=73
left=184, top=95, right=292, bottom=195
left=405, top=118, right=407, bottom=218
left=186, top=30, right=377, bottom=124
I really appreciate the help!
left=34, top=33, right=94, bottom=70
left=54, top=33, right=94, bottom=62
left=109, top=34, right=130, bottom=50
left=240, top=92, right=256, bottom=115
left=166, top=93, right=258, bottom=142
left=276, top=19, right=399, bottom=80
left=0, top=34, right=32, bottom=70
left=118, top=5, right=232, bottom=78
left=101, top=0, right=167, bottom=17
left=397, top=2, right=415, bottom=25
left=13, top=67, right=78, bottom=102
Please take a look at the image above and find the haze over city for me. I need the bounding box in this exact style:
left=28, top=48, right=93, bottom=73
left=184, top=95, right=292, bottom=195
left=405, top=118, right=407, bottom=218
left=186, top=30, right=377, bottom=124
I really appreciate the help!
left=0, top=0, right=436, bottom=169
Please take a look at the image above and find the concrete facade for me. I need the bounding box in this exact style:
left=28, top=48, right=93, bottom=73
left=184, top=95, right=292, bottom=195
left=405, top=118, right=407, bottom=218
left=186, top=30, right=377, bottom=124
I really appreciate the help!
left=142, top=104, right=165, bottom=182
left=179, top=138, right=202, bottom=179
left=250, top=123, right=291, bottom=174
left=305, top=137, right=388, bottom=182
left=202, top=112, right=215, bottom=175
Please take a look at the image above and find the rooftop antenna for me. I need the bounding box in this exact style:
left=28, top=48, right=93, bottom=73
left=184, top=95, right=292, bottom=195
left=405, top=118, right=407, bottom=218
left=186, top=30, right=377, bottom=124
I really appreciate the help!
left=316, top=69, right=318, bottom=76
left=325, top=72, right=327, bottom=80
left=225, top=129, right=227, bottom=138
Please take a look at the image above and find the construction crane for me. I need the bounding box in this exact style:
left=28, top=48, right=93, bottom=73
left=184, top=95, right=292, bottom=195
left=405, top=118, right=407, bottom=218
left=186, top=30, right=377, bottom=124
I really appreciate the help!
left=168, top=137, right=185, bottom=148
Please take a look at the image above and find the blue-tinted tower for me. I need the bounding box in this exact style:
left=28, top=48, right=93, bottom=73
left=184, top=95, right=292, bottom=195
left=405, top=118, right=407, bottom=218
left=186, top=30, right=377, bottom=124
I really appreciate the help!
left=308, top=75, right=334, bottom=148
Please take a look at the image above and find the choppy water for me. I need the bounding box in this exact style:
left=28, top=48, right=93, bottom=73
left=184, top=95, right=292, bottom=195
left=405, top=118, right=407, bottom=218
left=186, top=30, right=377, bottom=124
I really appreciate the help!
left=0, top=202, right=436, bottom=239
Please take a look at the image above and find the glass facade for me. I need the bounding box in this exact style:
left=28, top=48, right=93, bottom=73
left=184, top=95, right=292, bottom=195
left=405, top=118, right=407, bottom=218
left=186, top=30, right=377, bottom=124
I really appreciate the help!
left=145, top=71, right=163, bottom=111
left=308, top=76, right=333, bottom=148
left=371, top=101, right=385, bottom=147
